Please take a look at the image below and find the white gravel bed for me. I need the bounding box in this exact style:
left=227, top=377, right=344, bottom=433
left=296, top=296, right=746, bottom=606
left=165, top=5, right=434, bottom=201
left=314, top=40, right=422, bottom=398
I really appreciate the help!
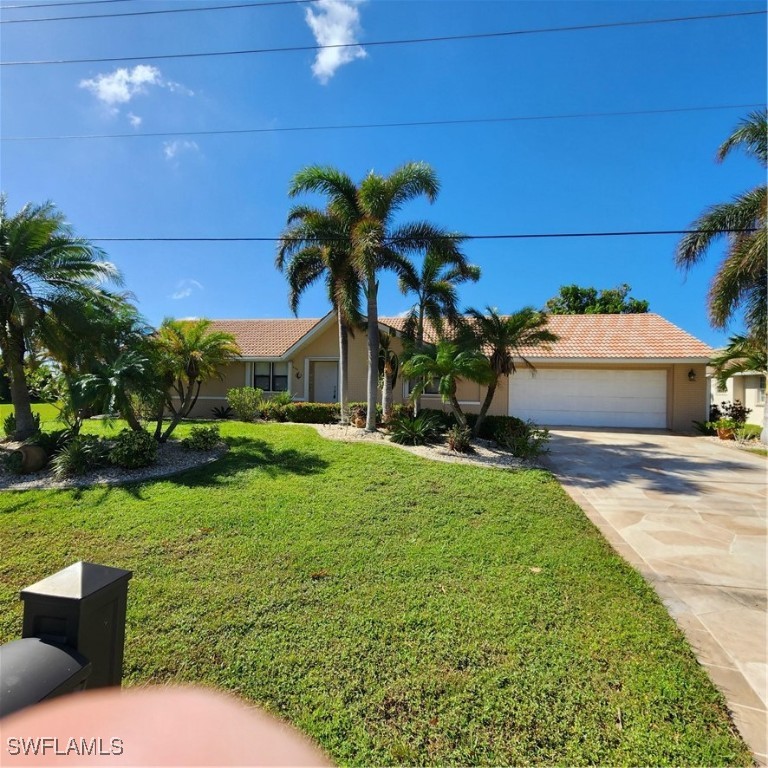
left=310, top=423, right=532, bottom=469
left=0, top=440, right=227, bottom=491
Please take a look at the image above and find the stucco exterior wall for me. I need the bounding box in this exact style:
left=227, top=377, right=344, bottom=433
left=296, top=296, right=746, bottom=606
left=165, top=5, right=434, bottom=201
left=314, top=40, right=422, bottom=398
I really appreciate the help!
left=669, top=363, right=708, bottom=432
left=709, top=374, right=765, bottom=427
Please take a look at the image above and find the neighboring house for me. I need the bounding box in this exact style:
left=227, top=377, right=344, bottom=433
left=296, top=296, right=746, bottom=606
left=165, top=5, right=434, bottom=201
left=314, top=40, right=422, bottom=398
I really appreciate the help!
left=195, top=312, right=713, bottom=431
left=707, top=369, right=766, bottom=427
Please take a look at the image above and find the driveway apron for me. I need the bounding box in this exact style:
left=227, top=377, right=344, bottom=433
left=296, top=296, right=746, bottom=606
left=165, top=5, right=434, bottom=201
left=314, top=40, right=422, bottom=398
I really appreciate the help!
left=544, top=429, right=767, bottom=765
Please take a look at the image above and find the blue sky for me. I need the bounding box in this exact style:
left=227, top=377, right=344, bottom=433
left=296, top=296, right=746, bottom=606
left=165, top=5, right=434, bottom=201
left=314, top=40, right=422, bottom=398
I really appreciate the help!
left=1, top=0, right=765, bottom=347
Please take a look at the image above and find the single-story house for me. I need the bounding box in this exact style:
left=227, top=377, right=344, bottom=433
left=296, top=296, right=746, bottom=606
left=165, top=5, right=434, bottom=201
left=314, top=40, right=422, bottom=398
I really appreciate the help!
left=194, top=312, right=714, bottom=431
left=708, top=369, right=766, bottom=427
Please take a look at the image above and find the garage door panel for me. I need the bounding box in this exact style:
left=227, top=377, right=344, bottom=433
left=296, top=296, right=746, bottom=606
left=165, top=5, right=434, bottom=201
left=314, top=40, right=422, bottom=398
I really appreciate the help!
left=509, top=369, right=667, bottom=428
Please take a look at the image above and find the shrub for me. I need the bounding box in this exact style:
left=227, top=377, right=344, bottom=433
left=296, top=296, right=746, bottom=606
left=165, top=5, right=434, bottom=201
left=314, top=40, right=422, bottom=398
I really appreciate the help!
left=51, top=436, right=109, bottom=478
left=211, top=405, right=233, bottom=420
left=282, top=402, right=339, bottom=424
left=25, top=429, right=74, bottom=459
left=227, top=387, right=263, bottom=422
left=469, top=414, right=528, bottom=441
left=348, top=402, right=383, bottom=426
left=416, top=407, right=455, bottom=430
left=447, top=424, right=472, bottom=453
left=736, top=423, right=762, bottom=441
left=495, top=419, right=550, bottom=459
left=389, top=412, right=443, bottom=445
left=692, top=420, right=716, bottom=436
left=182, top=424, right=221, bottom=451
left=3, top=411, right=40, bottom=438
left=4, top=451, right=24, bottom=474
left=720, top=400, right=751, bottom=425
left=108, top=429, right=157, bottom=469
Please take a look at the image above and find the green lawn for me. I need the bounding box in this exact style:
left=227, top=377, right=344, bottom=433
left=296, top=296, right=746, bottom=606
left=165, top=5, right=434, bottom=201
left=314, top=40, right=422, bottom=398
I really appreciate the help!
left=0, top=402, right=62, bottom=431
left=0, top=421, right=751, bottom=766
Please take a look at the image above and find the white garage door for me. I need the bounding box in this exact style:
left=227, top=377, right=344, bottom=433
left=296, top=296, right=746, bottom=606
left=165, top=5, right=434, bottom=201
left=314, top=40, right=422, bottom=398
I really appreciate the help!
left=508, top=369, right=667, bottom=428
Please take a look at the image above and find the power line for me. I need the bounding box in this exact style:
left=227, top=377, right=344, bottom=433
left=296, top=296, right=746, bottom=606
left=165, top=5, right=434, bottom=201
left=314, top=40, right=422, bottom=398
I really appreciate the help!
left=2, top=9, right=763, bottom=67
left=89, top=229, right=759, bottom=244
left=1, top=0, right=130, bottom=9
left=0, top=0, right=314, bottom=24
left=3, top=103, right=763, bottom=142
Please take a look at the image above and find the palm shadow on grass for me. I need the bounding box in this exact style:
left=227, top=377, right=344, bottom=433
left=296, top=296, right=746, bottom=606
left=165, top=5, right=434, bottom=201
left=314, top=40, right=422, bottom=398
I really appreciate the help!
left=167, top=437, right=329, bottom=487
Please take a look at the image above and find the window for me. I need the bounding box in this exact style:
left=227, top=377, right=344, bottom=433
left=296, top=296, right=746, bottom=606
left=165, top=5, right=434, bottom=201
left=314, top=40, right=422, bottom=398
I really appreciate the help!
left=254, top=362, right=289, bottom=392
left=407, top=377, right=440, bottom=396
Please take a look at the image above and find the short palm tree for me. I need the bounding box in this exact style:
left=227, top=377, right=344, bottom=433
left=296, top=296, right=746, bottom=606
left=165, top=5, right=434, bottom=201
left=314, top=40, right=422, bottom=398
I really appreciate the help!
left=676, top=110, right=767, bottom=335
left=287, top=162, right=463, bottom=431
left=0, top=197, right=121, bottom=439
left=277, top=206, right=361, bottom=425
left=154, top=318, right=240, bottom=441
left=399, top=246, right=479, bottom=348
left=462, top=307, right=558, bottom=438
left=711, top=335, right=767, bottom=388
left=401, top=340, right=492, bottom=428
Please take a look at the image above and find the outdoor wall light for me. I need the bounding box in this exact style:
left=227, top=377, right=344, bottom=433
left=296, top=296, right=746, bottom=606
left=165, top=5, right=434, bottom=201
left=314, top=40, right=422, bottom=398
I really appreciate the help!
left=688, top=369, right=697, bottom=382
left=295, top=371, right=303, bottom=380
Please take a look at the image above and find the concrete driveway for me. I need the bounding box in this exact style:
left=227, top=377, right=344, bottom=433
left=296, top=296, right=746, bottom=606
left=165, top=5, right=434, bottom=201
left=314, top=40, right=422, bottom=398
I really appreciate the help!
left=543, top=429, right=767, bottom=764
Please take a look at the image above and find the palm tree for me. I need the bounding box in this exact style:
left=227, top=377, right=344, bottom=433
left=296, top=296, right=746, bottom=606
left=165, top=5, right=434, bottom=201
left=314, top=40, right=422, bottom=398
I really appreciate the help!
left=287, top=162, right=463, bottom=431
left=711, top=335, right=767, bottom=387
left=401, top=340, right=492, bottom=428
left=676, top=110, right=767, bottom=335
left=154, top=318, right=240, bottom=441
left=399, top=246, right=479, bottom=348
left=277, top=206, right=362, bottom=425
left=462, top=307, right=558, bottom=439
left=378, top=332, right=399, bottom=422
left=0, top=197, right=121, bottom=440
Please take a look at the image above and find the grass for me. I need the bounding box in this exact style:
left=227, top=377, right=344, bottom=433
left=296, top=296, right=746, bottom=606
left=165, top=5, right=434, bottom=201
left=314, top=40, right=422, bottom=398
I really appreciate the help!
left=0, top=402, right=62, bottom=432
left=0, top=421, right=751, bottom=766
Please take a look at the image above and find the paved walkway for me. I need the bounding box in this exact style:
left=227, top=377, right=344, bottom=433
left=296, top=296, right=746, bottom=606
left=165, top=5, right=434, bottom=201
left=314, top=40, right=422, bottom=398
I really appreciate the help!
left=543, top=429, right=767, bottom=765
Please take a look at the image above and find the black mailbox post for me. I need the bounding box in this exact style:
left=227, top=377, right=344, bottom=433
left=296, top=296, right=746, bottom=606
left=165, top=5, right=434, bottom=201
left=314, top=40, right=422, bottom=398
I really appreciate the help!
left=20, top=561, right=132, bottom=689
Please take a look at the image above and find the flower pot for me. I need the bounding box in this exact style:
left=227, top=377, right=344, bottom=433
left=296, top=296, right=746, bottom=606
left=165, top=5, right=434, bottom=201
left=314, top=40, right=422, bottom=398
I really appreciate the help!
left=716, top=427, right=735, bottom=441
left=13, top=444, right=48, bottom=473
left=353, top=417, right=365, bottom=428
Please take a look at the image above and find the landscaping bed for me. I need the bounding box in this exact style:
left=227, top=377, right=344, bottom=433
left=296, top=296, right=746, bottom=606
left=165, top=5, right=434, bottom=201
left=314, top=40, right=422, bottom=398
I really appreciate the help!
left=0, top=421, right=752, bottom=766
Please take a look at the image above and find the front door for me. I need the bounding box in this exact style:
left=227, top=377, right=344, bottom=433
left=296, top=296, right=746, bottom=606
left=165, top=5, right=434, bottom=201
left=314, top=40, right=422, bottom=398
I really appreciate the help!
left=313, top=361, right=339, bottom=403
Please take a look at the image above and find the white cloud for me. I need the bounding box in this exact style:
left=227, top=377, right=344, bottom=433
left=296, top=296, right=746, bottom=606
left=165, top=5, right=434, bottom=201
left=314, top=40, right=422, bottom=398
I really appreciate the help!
left=305, top=0, right=366, bottom=84
left=170, top=279, right=203, bottom=300
left=79, top=65, right=194, bottom=124
left=163, top=140, right=200, bottom=161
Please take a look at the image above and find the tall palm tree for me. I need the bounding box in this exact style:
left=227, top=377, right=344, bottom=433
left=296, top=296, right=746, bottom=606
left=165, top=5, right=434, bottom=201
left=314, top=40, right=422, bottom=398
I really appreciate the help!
left=462, top=307, right=558, bottom=438
left=288, top=162, right=463, bottom=431
left=676, top=110, right=767, bottom=335
left=401, top=340, right=492, bottom=428
left=277, top=206, right=361, bottom=425
left=378, top=332, right=399, bottom=422
left=399, top=246, right=479, bottom=348
left=154, top=318, right=240, bottom=441
left=0, top=197, right=121, bottom=439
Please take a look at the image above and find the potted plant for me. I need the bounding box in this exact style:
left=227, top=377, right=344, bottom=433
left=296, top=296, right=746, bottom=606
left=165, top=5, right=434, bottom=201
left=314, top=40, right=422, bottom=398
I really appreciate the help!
left=708, top=417, right=738, bottom=440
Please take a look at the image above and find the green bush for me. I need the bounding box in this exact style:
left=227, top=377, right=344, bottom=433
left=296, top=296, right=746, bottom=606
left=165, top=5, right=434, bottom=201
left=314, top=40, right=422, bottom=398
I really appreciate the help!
left=467, top=414, right=528, bottom=441
left=495, top=419, right=550, bottom=459
left=3, top=451, right=24, bottom=474
left=692, top=419, right=716, bottom=436
left=211, top=405, right=233, bottom=420
left=447, top=424, right=472, bottom=453
left=51, top=436, right=109, bottom=478
left=227, top=387, right=263, bottom=422
left=25, top=429, right=74, bottom=459
left=389, top=412, right=444, bottom=445
left=182, top=424, right=221, bottom=451
left=3, top=411, right=40, bottom=438
left=108, top=429, right=157, bottom=469
left=282, top=402, right=339, bottom=424
left=736, top=423, right=762, bottom=441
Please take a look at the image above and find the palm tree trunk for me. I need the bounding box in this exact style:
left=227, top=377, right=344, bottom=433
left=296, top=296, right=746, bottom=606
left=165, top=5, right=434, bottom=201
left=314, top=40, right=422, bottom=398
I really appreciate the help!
left=472, top=377, right=498, bottom=438
left=2, top=326, right=38, bottom=440
left=365, top=278, right=379, bottom=432
left=449, top=395, right=467, bottom=428
left=382, top=362, right=392, bottom=423
left=338, top=314, right=350, bottom=425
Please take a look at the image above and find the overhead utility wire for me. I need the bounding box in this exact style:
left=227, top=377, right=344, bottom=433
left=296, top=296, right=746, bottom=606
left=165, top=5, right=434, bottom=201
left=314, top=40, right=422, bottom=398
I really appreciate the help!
left=90, top=229, right=759, bottom=244
left=1, top=0, right=129, bottom=9
left=0, top=0, right=315, bottom=24
left=4, top=103, right=763, bottom=142
left=2, top=9, right=763, bottom=67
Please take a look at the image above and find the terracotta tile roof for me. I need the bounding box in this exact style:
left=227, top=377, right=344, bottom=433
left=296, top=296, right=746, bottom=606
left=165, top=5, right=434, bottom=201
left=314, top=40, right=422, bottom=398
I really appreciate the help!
left=208, top=318, right=323, bottom=357
left=380, top=313, right=714, bottom=360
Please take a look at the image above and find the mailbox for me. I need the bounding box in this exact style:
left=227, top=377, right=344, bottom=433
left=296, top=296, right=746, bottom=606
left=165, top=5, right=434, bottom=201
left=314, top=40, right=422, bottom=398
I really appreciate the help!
left=20, top=561, right=132, bottom=689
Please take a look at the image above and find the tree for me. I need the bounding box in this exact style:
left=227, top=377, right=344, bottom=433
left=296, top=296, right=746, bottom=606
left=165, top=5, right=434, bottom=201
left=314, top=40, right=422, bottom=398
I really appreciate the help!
left=277, top=206, right=362, bottom=425
left=287, top=162, right=463, bottom=431
left=378, top=332, right=399, bottom=422
left=399, top=247, right=479, bottom=347
left=0, top=197, right=121, bottom=440
left=154, top=319, right=240, bottom=441
left=461, top=307, right=558, bottom=439
left=545, top=284, right=649, bottom=314
left=676, top=110, right=767, bottom=336
left=401, top=340, right=492, bottom=428
left=711, top=335, right=767, bottom=388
